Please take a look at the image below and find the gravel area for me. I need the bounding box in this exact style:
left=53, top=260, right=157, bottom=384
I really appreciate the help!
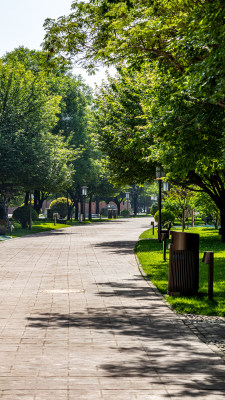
left=180, top=314, right=225, bottom=361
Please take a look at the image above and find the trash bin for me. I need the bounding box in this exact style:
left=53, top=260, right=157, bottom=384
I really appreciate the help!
left=168, top=231, right=199, bottom=296
left=112, top=209, right=117, bottom=219
left=107, top=209, right=113, bottom=219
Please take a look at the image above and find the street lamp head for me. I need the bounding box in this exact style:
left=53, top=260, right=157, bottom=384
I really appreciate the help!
left=156, top=166, right=166, bottom=180
left=125, top=191, right=130, bottom=200
left=163, top=182, right=169, bottom=191
left=81, top=186, right=88, bottom=196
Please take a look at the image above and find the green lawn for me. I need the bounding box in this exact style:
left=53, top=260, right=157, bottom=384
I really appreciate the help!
left=135, top=226, right=225, bottom=316
left=5, top=218, right=111, bottom=238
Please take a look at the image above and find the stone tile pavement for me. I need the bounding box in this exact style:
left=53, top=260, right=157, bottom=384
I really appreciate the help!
left=0, top=218, right=225, bottom=399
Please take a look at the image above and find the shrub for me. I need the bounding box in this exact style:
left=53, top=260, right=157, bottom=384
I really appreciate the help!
left=13, top=206, right=39, bottom=228
left=150, top=203, right=158, bottom=216
left=49, top=197, right=72, bottom=218
left=121, top=209, right=130, bottom=218
left=154, top=209, right=175, bottom=225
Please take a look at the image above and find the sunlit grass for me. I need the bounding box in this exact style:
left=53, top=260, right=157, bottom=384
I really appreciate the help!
left=7, top=219, right=111, bottom=238
left=0, top=217, right=121, bottom=239
left=135, top=227, right=225, bottom=316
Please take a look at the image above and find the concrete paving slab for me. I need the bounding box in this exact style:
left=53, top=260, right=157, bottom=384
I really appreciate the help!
left=0, top=218, right=225, bottom=399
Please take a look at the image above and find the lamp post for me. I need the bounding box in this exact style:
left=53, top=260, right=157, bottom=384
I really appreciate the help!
left=29, top=190, right=32, bottom=231
left=156, top=167, right=166, bottom=242
left=133, top=185, right=138, bottom=216
left=81, top=186, right=88, bottom=221
left=125, top=192, right=130, bottom=211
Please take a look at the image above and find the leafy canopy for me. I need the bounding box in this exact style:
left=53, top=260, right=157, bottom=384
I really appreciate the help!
left=43, top=0, right=225, bottom=108
left=0, top=57, right=74, bottom=193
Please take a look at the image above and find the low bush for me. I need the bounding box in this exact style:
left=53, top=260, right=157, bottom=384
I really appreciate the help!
left=121, top=209, right=130, bottom=218
left=49, top=197, right=72, bottom=218
left=154, top=209, right=175, bottom=225
left=150, top=203, right=158, bottom=216
left=13, top=206, right=39, bottom=228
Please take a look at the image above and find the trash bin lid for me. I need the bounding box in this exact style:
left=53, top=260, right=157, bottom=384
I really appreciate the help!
left=170, top=231, right=199, bottom=251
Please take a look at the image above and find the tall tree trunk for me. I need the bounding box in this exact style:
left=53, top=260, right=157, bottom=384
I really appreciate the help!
left=67, top=205, right=71, bottom=220
left=34, top=190, right=49, bottom=214
left=24, top=192, right=29, bottom=206
left=113, top=197, right=121, bottom=216
left=0, top=197, right=8, bottom=222
left=75, top=199, right=79, bottom=220
left=95, top=197, right=100, bottom=214
left=117, top=201, right=121, bottom=216
left=89, top=194, right=93, bottom=221
left=134, top=193, right=138, bottom=216
left=219, top=207, right=225, bottom=242
left=29, top=191, right=32, bottom=231
left=33, top=190, right=41, bottom=214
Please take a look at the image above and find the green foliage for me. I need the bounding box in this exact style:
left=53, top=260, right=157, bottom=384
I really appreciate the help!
left=3, top=46, right=72, bottom=76
left=43, top=0, right=225, bottom=109
left=42, top=0, right=225, bottom=238
left=136, top=227, right=225, bottom=316
left=49, top=197, right=72, bottom=218
left=193, top=191, right=220, bottom=228
left=0, top=56, right=74, bottom=194
left=150, top=203, right=158, bottom=216
left=13, top=206, right=38, bottom=229
left=10, top=193, right=30, bottom=208
left=154, top=209, right=175, bottom=225
left=163, top=186, right=194, bottom=230
left=0, top=47, right=97, bottom=221
left=120, top=209, right=130, bottom=218
left=93, top=69, right=155, bottom=185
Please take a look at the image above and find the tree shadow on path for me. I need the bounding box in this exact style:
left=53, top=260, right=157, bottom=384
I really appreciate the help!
left=94, top=240, right=137, bottom=255
left=26, top=280, right=225, bottom=397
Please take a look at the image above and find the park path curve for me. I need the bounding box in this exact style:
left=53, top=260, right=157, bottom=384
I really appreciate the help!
left=0, top=218, right=225, bottom=399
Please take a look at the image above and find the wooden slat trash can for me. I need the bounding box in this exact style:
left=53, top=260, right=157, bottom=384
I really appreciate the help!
left=168, top=231, right=199, bottom=296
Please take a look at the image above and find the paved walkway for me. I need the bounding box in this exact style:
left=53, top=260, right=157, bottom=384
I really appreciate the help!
left=0, top=218, right=225, bottom=399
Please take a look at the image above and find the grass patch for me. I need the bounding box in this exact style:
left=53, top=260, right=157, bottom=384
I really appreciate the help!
left=4, top=218, right=113, bottom=238
left=10, top=221, right=77, bottom=237
left=135, top=227, right=225, bottom=316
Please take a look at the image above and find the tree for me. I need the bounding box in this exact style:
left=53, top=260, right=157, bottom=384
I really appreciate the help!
left=43, top=0, right=225, bottom=239
left=0, top=58, right=74, bottom=220
left=94, top=65, right=225, bottom=237
left=3, top=48, right=91, bottom=215
left=43, top=0, right=225, bottom=111
left=137, top=65, right=225, bottom=238
left=193, top=192, right=220, bottom=229
left=93, top=69, right=155, bottom=186
left=164, top=186, right=194, bottom=231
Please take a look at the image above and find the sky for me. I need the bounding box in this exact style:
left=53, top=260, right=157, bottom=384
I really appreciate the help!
left=0, top=0, right=114, bottom=88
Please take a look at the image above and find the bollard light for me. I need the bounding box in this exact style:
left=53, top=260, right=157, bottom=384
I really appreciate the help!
left=202, top=251, right=214, bottom=300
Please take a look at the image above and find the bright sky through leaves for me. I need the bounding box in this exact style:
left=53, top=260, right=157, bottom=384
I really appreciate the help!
left=0, top=0, right=113, bottom=87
